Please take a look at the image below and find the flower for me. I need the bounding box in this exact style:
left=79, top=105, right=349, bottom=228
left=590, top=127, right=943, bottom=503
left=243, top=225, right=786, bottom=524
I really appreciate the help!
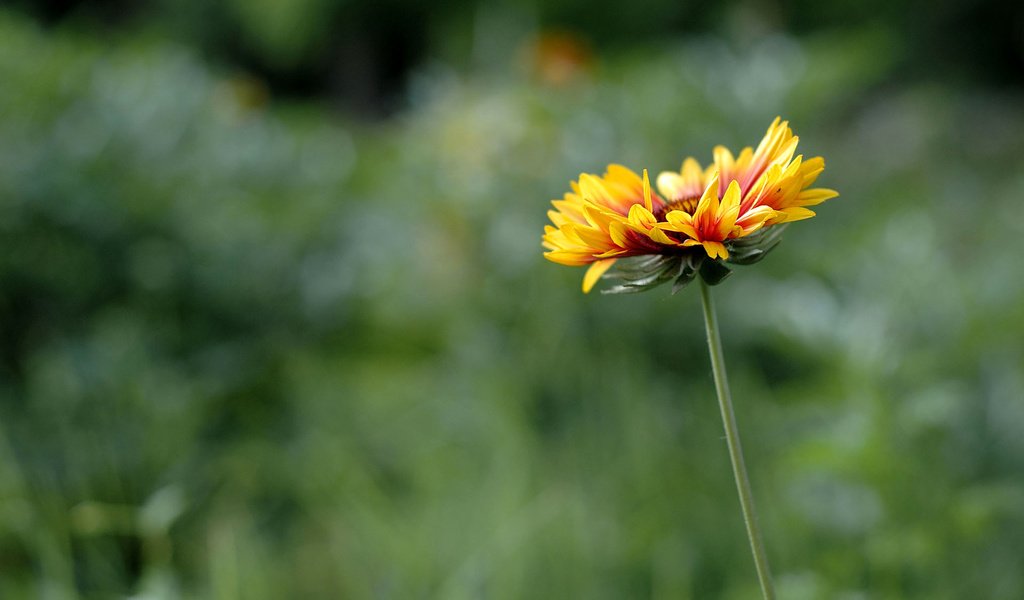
left=542, top=118, right=838, bottom=293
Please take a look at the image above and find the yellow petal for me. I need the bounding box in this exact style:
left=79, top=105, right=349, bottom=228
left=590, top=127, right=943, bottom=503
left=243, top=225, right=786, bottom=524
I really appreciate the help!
left=658, top=158, right=705, bottom=201
left=663, top=210, right=697, bottom=238
left=733, top=147, right=754, bottom=172
left=581, top=203, right=612, bottom=231
left=627, top=204, right=657, bottom=229
left=721, top=180, right=741, bottom=212
left=551, top=199, right=586, bottom=224
left=682, top=157, right=704, bottom=186
left=544, top=251, right=593, bottom=266
left=642, top=168, right=653, bottom=213
left=558, top=223, right=585, bottom=247
left=571, top=224, right=612, bottom=249
left=713, top=146, right=735, bottom=175
left=735, top=205, right=776, bottom=234
left=775, top=206, right=817, bottom=222
left=799, top=157, right=825, bottom=186
left=773, top=136, right=799, bottom=167
left=578, top=174, right=611, bottom=205
left=608, top=220, right=631, bottom=248
left=656, top=171, right=686, bottom=201
left=796, top=188, right=839, bottom=206
left=605, top=164, right=641, bottom=186
left=693, top=174, right=721, bottom=228
left=582, top=258, right=616, bottom=293
left=646, top=226, right=676, bottom=245
left=547, top=209, right=572, bottom=227
left=702, top=241, right=729, bottom=260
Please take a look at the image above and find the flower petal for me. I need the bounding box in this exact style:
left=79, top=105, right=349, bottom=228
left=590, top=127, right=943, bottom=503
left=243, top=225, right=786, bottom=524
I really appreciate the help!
left=774, top=206, right=817, bottom=223
left=645, top=226, right=676, bottom=245
left=627, top=204, right=657, bottom=229
left=796, top=188, right=839, bottom=206
left=702, top=241, right=728, bottom=260
left=582, top=258, right=616, bottom=293
left=656, top=171, right=687, bottom=201
left=642, top=168, right=653, bottom=213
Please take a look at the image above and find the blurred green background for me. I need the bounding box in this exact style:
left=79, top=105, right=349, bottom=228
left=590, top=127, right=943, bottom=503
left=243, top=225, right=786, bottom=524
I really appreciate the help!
left=1, top=0, right=1023, bottom=598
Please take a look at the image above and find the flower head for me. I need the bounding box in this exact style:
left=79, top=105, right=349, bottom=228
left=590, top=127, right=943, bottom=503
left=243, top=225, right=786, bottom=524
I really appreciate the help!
left=542, top=118, right=838, bottom=293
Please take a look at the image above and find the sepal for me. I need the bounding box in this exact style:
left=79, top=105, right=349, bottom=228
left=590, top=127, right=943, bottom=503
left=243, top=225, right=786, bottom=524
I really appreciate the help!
left=724, top=224, right=787, bottom=266
left=594, top=224, right=789, bottom=293
left=600, top=255, right=682, bottom=294
left=698, top=258, right=732, bottom=285
left=671, top=255, right=701, bottom=294
left=598, top=252, right=706, bottom=294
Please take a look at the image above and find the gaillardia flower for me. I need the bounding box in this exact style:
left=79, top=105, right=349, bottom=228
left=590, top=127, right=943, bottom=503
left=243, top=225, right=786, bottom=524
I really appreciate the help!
left=542, top=118, right=838, bottom=293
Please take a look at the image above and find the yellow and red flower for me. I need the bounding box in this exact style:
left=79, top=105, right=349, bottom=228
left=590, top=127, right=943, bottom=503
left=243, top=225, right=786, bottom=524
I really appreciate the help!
left=542, top=118, right=838, bottom=293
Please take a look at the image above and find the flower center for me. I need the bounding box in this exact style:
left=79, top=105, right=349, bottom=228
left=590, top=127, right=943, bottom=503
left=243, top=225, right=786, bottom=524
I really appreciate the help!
left=657, top=195, right=700, bottom=219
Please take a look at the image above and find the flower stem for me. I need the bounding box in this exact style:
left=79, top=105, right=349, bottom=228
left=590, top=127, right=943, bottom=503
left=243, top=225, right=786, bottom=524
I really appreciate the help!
left=698, top=278, right=776, bottom=600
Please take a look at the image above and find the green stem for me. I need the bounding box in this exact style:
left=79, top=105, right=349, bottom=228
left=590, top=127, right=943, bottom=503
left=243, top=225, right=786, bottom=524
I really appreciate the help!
left=698, top=278, right=776, bottom=600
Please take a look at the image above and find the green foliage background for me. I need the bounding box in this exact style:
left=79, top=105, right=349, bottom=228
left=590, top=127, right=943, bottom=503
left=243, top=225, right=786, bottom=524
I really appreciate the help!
left=1, top=3, right=1023, bottom=598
